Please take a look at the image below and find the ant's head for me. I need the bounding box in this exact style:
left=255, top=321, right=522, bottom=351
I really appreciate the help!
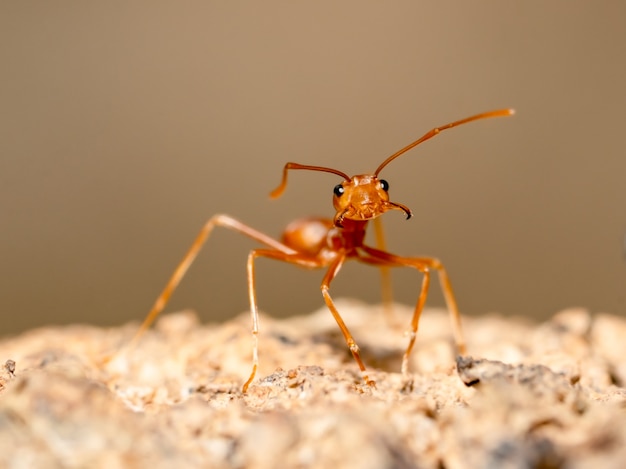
left=269, top=163, right=409, bottom=227
left=331, top=174, right=411, bottom=227
left=269, top=109, right=514, bottom=228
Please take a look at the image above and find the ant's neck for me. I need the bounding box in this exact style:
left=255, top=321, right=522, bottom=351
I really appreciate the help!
left=338, top=218, right=369, bottom=232
left=334, top=218, right=369, bottom=251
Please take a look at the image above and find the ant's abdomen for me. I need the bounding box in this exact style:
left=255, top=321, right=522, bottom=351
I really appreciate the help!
left=281, top=217, right=335, bottom=257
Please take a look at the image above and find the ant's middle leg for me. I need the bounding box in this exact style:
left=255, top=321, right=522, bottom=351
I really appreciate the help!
left=243, top=248, right=324, bottom=392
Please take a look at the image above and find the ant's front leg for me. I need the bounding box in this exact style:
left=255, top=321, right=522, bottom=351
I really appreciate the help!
left=320, top=254, right=376, bottom=387
left=360, top=245, right=466, bottom=374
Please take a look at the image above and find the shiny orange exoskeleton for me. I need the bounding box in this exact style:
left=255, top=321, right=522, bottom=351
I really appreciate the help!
left=131, top=109, right=514, bottom=391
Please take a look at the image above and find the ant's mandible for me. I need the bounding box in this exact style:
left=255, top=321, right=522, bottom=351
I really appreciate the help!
left=129, top=108, right=514, bottom=392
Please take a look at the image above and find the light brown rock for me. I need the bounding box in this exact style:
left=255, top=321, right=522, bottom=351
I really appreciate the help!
left=1, top=301, right=625, bottom=468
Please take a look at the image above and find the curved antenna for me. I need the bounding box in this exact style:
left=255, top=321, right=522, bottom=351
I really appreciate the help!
left=270, top=162, right=350, bottom=199
left=374, top=108, right=515, bottom=176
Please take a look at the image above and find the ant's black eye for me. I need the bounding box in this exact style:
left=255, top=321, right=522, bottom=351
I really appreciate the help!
left=333, top=184, right=345, bottom=197
left=379, top=179, right=389, bottom=192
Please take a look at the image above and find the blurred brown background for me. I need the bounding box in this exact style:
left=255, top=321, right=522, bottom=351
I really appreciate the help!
left=1, top=2, right=625, bottom=337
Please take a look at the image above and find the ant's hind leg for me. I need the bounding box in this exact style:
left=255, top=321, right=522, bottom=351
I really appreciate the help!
left=373, top=217, right=395, bottom=325
left=122, top=215, right=296, bottom=356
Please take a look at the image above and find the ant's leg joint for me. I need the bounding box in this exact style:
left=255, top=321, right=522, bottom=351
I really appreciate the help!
left=348, top=340, right=361, bottom=356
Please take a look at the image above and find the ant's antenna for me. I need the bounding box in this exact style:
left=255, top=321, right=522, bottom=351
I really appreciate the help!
left=270, top=163, right=350, bottom=199
left=374, top=108, right=515, bottom=176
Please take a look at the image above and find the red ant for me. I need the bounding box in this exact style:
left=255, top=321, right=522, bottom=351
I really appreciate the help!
left=129, top=108, right=514, bottom=392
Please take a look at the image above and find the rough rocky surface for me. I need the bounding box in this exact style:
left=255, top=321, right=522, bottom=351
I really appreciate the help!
left=1, top=300, right=625, bottom=468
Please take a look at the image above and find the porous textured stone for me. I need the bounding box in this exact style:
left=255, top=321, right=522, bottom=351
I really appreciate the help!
left=0, top=301, right=625, bottom=468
